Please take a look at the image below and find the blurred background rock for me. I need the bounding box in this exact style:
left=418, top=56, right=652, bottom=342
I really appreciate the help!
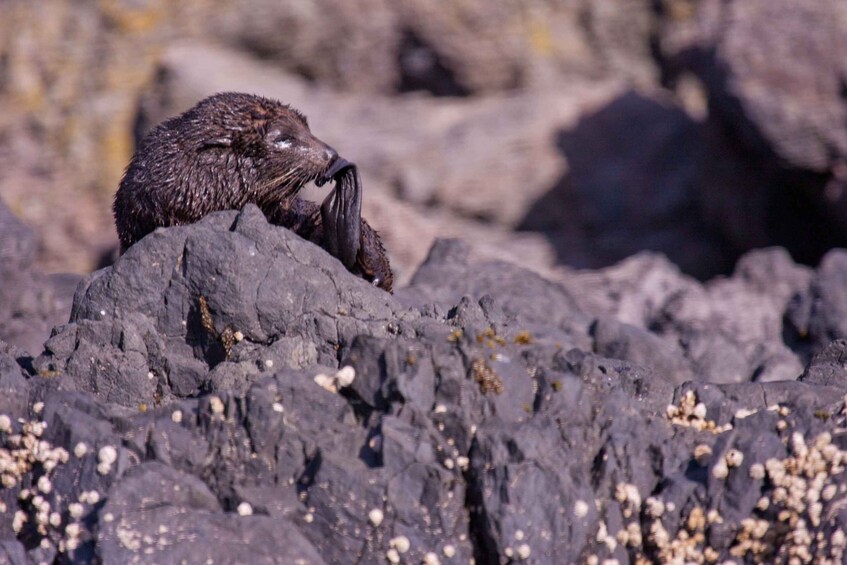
left=1, top=0, right=846, bottom=284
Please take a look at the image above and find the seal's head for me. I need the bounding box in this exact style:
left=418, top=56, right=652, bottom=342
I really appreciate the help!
left=187, top=93, right=342, bottom=203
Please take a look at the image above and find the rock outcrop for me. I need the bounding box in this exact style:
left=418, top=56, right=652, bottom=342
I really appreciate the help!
left=2, top=207, right=847, bottom=563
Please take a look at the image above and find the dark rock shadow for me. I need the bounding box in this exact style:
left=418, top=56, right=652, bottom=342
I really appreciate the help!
left=520, top=90, right=731, bottom=279
left=676, top=46, right=847, bottom=266
left=185, top=298, right=228, bottom=369
left=520, top=87, right=847, bottom=279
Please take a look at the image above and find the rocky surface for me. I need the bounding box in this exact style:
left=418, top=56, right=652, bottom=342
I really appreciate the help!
left=1, top=206, right=847, bottom=563
left=4, top=2, right=847, bottom=562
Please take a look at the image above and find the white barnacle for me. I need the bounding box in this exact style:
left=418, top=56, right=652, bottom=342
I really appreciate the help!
left=68, top=503, right=84, bottom=519
left=389, top=535, right=410, bottom=553
left=516, top=544, right=531, bottom=559
left=98, top=445, right=118, bottom=465
left=712, top=459, right=729, bottom=479
left=749, top=463, right=765, bottom=480
left=209, top=396, right=225, bottom=415
left=368, top=508, right=384, bottom=527
left=335, top=366, right=356, bottom=388
left=37, top=476, right=52, bottom=494
left=97, top=446, right=118, bottom=475
left=74, top=442, right=88, bottom=458
left=725, top=449, right=744, bottom=468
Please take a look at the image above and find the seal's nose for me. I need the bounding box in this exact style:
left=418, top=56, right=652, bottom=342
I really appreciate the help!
left=324, top=146, right=338, bottom=163
left=316, top=150, right=353, bottom=187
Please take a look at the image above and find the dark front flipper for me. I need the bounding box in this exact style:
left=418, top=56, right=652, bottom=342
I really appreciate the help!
left=320, top=161, right=362, bottom=269
left=265, top=161, right=393, bottom=292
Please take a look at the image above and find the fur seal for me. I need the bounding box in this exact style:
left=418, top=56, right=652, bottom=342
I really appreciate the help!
left=113, top=92, right=393, bottom=291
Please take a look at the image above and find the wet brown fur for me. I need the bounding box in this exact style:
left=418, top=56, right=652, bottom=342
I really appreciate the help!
left=113, top=92, right=393, bottom=290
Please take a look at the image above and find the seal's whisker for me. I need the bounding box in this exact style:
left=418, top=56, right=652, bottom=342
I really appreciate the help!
left=255, top=165, right=306, bottom=198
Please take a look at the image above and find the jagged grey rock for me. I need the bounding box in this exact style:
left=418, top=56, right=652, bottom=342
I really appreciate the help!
left=2, top=207, right=847, bottom=562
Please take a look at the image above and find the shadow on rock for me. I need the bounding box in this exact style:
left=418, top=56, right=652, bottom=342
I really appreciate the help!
left=520, top=90, right=731, bottom=280
left=521, top=88, right=847, bottom=279
left=671, top=46, right=847, bottom=267
left=658, top=0, right=847, bottom=265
